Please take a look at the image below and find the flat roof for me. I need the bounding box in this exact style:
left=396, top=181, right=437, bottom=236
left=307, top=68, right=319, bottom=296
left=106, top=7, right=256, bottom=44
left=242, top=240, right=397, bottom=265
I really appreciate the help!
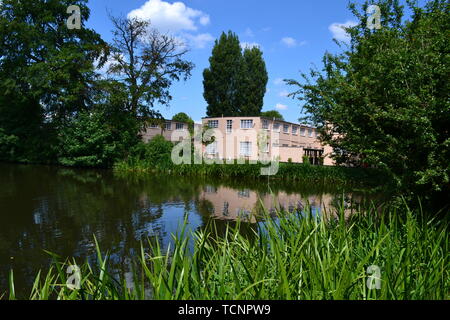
left=202, top=116, right=317, bottom=129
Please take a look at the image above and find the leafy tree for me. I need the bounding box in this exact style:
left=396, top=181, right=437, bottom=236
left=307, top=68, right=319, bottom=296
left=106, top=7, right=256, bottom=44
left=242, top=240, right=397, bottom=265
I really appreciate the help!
left=172, top=112, right=194, bottom=133
left=261, top=110, right=284, bottom=120
left=203, top=31, right=244, bottom=117
left=240, top=47, right=268, bottom=116
left=0, top=0, right=107, bottom=121
left=107, top=16, right=194, bottom=120
left=287, top=0, right=449, bottom=208
left=0, top=0, right=107, bottom=162
left=58, top=109, right=141, bottom=168
left=203, top=32, right=268, bottom=117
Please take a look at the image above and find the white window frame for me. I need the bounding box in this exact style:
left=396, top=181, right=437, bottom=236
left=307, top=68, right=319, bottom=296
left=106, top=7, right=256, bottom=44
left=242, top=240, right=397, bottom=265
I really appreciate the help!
left=240, top=141, right=252, bottom=157
left=262, top=120, right=269, bottom=130
left=292, top=126, right=298, bottom=135
left=283, top=124, right=290, bottom=134
left=176, top=123, right=185, bottom=131
left=226, top=120, right=233, bottom=133
left=300, top=128, right=306, bottom=136
left=260, top=142, right=270, bottom=153
left=206, top=141, right=218, bottom=155
left=240, top=120, right=253, bottom=129
left=208, top=120, right=219, bottom=129
left=308, top=128, right=313, bottom=137
left=273, top=123, right=281, bottom=132
left=165, top=122, right=172, bottom=130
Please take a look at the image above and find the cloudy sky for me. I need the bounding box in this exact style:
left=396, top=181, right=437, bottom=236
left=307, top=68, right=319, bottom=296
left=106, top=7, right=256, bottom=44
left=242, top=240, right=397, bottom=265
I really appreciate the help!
left=86, top=0, right=362, bottom=123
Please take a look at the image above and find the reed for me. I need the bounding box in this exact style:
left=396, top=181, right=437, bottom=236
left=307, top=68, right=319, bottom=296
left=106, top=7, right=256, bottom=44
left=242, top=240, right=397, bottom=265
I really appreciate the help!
left=114, top=159, right=386, bottom=188
left=5, top=203, right=448, bottom=300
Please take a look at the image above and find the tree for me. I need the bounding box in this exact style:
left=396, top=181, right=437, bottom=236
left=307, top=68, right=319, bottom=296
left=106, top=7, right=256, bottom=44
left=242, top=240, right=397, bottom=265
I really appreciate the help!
left=108, top=15, right=194, bottom=120
left=240, top=47, right=268, bottom=116
left=261, top=110, right=284, bottom=121
left=203, top=31, right=244, bottom=117
left=0, top=0, right=107, bottom=121
left=172, top=112, right=194, bottom=132
left=287, top=0, right=449, bottom=208
left=203, top=32, right=268, bottom=117
left=0, top=0, right=108, bottom=162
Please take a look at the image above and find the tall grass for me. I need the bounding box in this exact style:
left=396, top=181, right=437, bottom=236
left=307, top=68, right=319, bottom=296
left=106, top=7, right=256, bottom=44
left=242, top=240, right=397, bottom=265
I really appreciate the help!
left=114, top=159, right=386, bottom=188
left=4, top=204, right=448, bottom=300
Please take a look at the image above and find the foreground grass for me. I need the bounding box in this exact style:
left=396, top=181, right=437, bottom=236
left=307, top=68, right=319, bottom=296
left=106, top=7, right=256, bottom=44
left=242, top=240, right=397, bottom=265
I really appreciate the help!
left=5, top=204, right=449, bottom=300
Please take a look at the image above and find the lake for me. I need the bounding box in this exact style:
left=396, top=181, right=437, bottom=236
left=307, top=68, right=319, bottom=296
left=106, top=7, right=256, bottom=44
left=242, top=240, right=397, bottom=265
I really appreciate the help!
left=0, top=163, right=369, bottom=295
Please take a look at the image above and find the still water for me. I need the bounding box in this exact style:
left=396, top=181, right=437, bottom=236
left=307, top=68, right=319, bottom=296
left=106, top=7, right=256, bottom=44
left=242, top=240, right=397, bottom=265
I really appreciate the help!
left=0, top=163, right=367, bottom=295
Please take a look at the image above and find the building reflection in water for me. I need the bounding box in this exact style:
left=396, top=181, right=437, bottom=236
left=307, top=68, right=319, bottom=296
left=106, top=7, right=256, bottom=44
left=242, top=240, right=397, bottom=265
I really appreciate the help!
left=199, top=185, right=337, bottom=223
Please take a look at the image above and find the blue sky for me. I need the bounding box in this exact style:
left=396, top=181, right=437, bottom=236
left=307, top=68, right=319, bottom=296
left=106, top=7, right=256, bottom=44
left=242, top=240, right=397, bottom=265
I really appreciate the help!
left=85, top=0, right=363, bottom=123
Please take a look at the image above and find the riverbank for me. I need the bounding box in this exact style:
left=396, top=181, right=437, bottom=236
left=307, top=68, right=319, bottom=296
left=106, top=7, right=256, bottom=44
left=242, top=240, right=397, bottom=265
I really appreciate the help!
left=114, top=159, right=389, bottom=189
left=5, top=204, right=448, bottom=300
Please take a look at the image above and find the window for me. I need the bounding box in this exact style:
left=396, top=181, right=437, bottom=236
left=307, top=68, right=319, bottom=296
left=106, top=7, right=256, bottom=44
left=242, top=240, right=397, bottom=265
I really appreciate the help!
left=208, top=120, right=219, bottom=128
left=292, top=126, right=298, bottom=135
left=300, top=128, right=306, bottom=136
left=165, top=122, right=172, bottom=130
left=205, top=185, right=217, bottom=194
left=260, top=143, right=269, bottom=153
left=223, top=202, right=229, bottom=216
left=308, top=128, right=313, bottom=137
left=176, top=123, right=185, bottom=131
left=240, top=120, right=253, bottom=129
left=262, top=120, right=269, bottom=130
left=283, top=124, right=290, bottom=133
left=206, top=141, right=218, bottom=155
left=150, top=123, right=159, bottom=129
left=226, top=120, right=233, bottom=133
left=240, top=142, right=252, bottom=157
left=238, top=189, right=250, bottom=198
left=273, top=123, right=281, bottom=132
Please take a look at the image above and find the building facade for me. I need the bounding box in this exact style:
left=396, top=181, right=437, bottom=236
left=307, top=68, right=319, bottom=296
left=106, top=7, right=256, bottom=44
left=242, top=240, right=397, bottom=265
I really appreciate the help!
left=141, top=120, right=190, bottom=143
left=202, top=116, right=334, bottom=165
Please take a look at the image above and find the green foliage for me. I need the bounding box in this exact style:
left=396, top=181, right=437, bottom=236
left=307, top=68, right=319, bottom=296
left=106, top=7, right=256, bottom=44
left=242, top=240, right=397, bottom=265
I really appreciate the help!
left=115, top=158, right=387, bottom=189
left=203, top=31, right=268, bottom=117
left=240, top=47, right=269, bottom=116
left=58, top=111, right=140, bottom=168
left=6, top=204, right=449, bottom=300
left=0, top=128, right=18, bottom=161
left=172, top=112, right=194, bottom=132
left=287, top=0, right=450, bottom=208
left=261, top=110, right=284, bottom=120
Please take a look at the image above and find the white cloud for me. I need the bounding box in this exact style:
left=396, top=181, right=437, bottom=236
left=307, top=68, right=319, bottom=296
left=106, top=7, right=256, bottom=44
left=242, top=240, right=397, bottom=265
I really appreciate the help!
left=281, top=37, right=297, bottom=47
left=183, top=33, right=214, bottom=49
left=281, top=37, right=307, bottom=48
left=128, top=0, right=210, bottom=34
left=240, top=42, right=260, bottom=50
left=273, top=78, right=284, bottom=85
left=329, top=20, right=358, bottom=42
left=279, top=90, right=289, bottom=97
left=275, top=103, right=288, bottom=111
left=244, top=27, right=254, bottom=37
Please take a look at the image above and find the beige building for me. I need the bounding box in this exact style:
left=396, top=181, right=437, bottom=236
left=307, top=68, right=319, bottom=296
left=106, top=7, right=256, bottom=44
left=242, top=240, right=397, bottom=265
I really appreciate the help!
left=141, top=120, right=190, bottom=143
left=202, top=116, right=334, bottom=165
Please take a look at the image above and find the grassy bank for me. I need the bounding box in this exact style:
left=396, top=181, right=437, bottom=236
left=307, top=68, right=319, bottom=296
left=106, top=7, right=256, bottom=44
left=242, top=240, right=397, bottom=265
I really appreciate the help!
left=114, top=158, right=387, bottom=188
left=5, top=203, right=448, bottom=300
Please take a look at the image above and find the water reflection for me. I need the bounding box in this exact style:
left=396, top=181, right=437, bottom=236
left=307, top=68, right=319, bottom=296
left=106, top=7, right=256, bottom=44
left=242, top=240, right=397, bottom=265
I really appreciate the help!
left=0, top=163, right=368, bottom=295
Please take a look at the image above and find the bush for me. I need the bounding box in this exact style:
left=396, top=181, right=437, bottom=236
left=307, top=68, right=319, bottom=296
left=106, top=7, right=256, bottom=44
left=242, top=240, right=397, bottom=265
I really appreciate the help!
left=58, top=111, right=140, bottom=168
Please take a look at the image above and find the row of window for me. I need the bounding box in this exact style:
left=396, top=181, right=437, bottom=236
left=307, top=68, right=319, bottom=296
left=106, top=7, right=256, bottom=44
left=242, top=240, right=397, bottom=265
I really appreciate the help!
left=206, top=141, right=271, bottom=157
left=149, top=123, right=185, bottom=130
left=208, top=119, right=317, bottom=137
